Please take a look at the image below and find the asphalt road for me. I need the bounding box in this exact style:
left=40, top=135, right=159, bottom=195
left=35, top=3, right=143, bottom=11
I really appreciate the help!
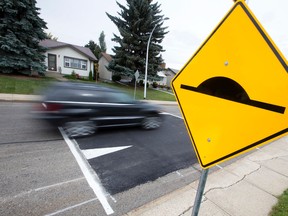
left=0, top=102, right=200, bottom=216
left=76, top=114, right=197, bottom=195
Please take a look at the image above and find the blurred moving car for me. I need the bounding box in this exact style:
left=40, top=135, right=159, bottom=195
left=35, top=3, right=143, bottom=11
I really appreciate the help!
left=32, top=82, right=163, bottom=137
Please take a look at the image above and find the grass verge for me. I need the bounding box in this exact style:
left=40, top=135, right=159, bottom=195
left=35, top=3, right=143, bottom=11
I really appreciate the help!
left=270, top=188, right=288, bottom=216
left=100, top=81, right=176, bottom=101
left=0, top=74, right=54, bottom=94
left=0, top=74, right=176, bottom=101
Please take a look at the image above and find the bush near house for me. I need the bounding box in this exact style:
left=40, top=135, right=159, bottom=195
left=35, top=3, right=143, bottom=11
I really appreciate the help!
left=152, top=82, right=158, bottom=88
left=64, top=71, right=93, bottom=81
left=89, top=70, right=93, bottom=81
left=112, top=74, right=121, bottom=82
left=138, top=80, right=149, bottom=88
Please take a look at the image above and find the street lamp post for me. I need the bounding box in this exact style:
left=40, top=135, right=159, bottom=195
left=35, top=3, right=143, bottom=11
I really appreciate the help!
left=144, top=25, right=157, bottom=99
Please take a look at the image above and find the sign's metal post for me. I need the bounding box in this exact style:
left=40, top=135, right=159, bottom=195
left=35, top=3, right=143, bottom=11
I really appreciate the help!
left=192, top=169, right=209, bottom=216
left=134, top=79, right=137, bottom=100
left=134, top=70, right=139, bottom=100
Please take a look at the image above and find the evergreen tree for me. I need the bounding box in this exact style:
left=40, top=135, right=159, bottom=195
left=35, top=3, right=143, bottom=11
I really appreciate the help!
left=106, top=0, right=168, bottom=80
left=99, top=31, right=107, bottom=53
left=0, top=0, right=47, bottom=75
left=85, top=40, right=101, bottom=58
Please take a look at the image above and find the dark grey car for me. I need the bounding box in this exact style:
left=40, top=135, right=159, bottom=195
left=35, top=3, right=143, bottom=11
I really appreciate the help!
left=32, top=82, right=163, bottom=137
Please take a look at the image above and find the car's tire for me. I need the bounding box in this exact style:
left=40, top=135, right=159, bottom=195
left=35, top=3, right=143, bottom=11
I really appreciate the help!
left=63, top=121, right=97, bottom=138
left=142, top=116, right=162, bottom=130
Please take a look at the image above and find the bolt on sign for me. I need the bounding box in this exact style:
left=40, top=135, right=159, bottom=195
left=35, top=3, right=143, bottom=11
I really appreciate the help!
left=172, top=0, right=288, bottom=169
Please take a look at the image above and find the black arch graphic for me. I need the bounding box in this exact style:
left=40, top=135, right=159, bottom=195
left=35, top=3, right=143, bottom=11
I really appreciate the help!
left=181, top=77, right=285, bottom=114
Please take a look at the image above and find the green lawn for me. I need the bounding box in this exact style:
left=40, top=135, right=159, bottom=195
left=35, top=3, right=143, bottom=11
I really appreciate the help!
left=100, top=81, right=176, bottom=101
left=270, top=188, right=288, bottom=216
left=0, top=74, right=176, bottom=101
left=0, top=75, right=54, bottom=94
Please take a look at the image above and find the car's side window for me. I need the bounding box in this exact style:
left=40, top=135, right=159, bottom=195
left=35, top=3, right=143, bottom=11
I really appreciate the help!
left=104, top=92, right=134, bottom=104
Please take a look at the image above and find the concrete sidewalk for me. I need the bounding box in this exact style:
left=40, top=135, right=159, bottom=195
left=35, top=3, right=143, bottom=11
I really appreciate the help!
left=126, top=137, right=288, bottom=216
left=1, top=94, right=287, bottom=215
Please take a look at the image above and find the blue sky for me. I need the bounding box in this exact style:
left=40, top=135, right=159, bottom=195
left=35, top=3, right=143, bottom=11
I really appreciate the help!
left=37, top=0, right=288, bottom=70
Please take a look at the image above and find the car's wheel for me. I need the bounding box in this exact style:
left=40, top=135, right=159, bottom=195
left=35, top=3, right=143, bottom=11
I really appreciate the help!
left=142, top=116, right=162, bottom=130
left=63, top=121, right=97, bottom=138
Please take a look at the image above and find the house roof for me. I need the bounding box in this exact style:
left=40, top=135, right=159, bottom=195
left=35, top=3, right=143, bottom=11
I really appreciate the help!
left=167, top=68, right=179, bottom=74
left=157, top=71, right=166, bottom=77
left=40, top=39, right=97, bottom=61
left=100, top=52, right=113, bottom=62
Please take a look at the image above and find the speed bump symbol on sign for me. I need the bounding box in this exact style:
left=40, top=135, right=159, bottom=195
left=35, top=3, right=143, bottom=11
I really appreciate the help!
left=172, top=0, right=288, bottom=169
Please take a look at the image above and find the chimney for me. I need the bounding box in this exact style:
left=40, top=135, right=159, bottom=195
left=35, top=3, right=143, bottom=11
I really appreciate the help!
left=160, top=63, right=166, bottom=69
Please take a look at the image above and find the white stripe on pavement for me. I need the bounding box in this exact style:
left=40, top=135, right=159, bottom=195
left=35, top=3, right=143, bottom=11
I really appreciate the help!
left=45, top=198, right=98, bottom=216
left=82, top=146, right=132, bottom=160
left=59, top=127, right=114, bottom=215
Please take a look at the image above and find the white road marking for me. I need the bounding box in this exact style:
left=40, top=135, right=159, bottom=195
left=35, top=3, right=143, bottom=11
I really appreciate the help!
left=176, top=171, right=184, bottom=177
left=216, top=165, right=223, bottom=169
left=4, top=177, right=85, bottom=201
left=59, top=127, right=114, bottom=215
left=109, top=195, right=117, bottom=203
left=35, top=177, right=85, bottom=192
left=82, top=146, right=132, bottom=160
left=45, top=198, right=98, bottom=216
left=161, top=112, right=183, bottom=119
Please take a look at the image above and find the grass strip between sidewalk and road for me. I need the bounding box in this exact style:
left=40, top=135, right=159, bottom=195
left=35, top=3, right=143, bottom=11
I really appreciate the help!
left=100, top=81, right=175, bottom=101
left=0, top=74, right=176, bottom=101
left=0, top=75, right=54, bottom=94
left=269, top=188, right=288, bottom=216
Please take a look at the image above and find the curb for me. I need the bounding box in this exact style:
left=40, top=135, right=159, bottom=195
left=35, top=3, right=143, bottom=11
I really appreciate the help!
left=0, top=93, right=177, bottom=105
left=0, top=94, right=42, bottom=102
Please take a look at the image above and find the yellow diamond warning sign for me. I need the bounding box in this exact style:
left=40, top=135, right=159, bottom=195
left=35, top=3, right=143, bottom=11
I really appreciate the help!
left=172, top=0, right=288, bottom=169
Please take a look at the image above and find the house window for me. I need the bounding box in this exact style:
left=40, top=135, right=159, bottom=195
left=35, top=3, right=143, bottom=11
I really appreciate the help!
left=64, top=57, right=87, bottom=70
left=64, top=58, right=70, bottom=67
left=81, top=61, right=87, bottom=69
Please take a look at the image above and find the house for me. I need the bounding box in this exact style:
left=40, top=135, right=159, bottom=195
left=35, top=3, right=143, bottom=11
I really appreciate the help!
left=155, top=71, right=167, bottom=86
left=40, top=39, right=97, bottom=77
left=153, top=66, right=178, bottom=87
left=98, top=52, right=178, bottom=86
left=98, top=52, right=113, bottom=81
left=164, top=68, right=178, bottom=87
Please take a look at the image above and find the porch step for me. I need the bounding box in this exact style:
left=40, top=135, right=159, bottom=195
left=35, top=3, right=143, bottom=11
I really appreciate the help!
left=45, top=71, right=68, bottom=81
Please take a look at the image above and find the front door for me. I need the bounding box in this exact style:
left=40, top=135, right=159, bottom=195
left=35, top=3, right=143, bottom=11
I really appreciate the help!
left=48, top=54, right=57, bottom=71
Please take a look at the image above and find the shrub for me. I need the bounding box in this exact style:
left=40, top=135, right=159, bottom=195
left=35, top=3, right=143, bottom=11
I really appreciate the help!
left=138, top=80, right=149, bottom=87
left=112, top=74, right=121, bottom=82
left=89, top=70, right=93, bottom=81
left=71, top=70, right=77, bottom=79
left=138, top=80, right=144, bottom=86
left=152, top=82, right=158, bottom=88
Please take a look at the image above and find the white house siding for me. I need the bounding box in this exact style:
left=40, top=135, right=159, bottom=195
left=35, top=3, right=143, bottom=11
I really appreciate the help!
left=165, top=71, right=174, bottom=87
left=44, top=47, right=92, bottom=77
left=98, top=57, right=112, bottom=81
left=152, top=71, right=167, bottom=86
